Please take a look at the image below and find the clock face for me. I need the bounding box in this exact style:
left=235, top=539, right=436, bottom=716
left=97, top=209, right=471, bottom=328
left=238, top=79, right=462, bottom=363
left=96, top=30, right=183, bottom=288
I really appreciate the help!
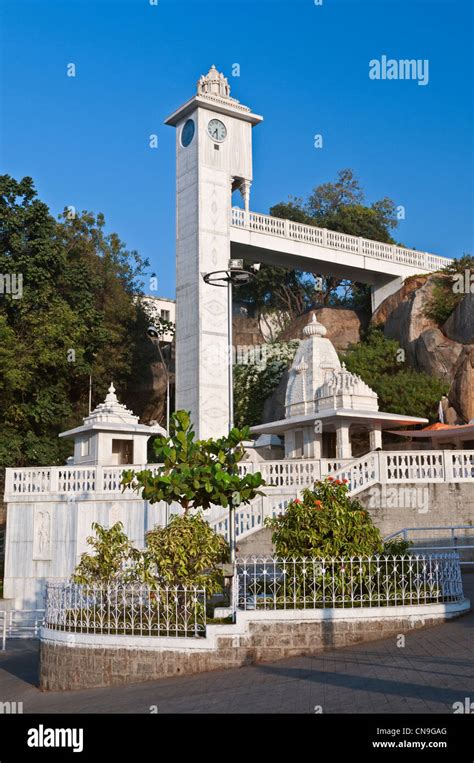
left=208, top=118, right=227, bottom=142
left=181, top=119, right=195, bottom=147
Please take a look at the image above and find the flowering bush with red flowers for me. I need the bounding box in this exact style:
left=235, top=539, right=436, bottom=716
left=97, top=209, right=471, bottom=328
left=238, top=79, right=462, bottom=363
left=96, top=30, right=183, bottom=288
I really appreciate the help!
left=265, top=476, right=384, bottom=558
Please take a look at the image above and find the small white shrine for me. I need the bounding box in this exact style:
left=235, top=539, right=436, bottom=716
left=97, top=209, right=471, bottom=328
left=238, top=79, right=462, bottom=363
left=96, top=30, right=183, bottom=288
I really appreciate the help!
left=251, top=313, right=428, bottom=459
left=59, top=382, right=165, bottom=466
left=2, top=386, right=166, bottom=610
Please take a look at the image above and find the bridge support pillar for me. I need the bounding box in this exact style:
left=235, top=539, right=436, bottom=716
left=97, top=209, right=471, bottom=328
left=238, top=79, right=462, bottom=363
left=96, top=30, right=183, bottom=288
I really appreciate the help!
left=371, top=276, right=404, bottom=312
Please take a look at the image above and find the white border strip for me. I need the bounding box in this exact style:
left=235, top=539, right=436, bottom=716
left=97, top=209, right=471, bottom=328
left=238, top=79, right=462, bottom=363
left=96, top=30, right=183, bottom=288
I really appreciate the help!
left=41, top=597, right=470, bottom=652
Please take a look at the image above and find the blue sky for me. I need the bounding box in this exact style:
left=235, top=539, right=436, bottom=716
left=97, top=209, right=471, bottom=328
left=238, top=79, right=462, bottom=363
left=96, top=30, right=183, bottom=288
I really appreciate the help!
left=1, top=0, right=472, bottom=299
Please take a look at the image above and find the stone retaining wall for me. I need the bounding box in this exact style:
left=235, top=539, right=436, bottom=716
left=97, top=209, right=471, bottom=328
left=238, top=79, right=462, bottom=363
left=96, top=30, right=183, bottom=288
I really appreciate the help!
left=40, top=599, right=469, bottom=691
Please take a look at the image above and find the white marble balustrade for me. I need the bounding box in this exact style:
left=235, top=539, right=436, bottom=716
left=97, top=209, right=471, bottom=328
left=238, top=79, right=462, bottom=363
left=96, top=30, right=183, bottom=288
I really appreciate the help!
left=231, top=208, right=451, bottom=272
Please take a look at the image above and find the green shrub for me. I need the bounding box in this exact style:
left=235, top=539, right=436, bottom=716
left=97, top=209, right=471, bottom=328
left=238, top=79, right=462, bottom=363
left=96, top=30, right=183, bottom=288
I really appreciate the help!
left=143, top=513, right=229, bottom=594
left=72, top=521, right=141, bottom=584
left=72, top=514, right=229, bottom=595
left=343, top=328, right=448, bottom=421
left=265, top=477, right=384, bottom=558
left=424, top=255, right=474, bottom=325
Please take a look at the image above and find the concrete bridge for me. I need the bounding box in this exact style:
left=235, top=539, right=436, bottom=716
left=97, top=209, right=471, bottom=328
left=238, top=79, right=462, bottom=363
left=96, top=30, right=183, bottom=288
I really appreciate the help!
left=230, top=208, right=451, bottom=310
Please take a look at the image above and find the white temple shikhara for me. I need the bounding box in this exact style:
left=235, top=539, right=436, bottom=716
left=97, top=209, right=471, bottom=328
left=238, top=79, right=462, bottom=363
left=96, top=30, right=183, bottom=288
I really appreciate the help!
left=251, top=313, right=427, bottom=460
left=165, top=66, right=451, bottom=440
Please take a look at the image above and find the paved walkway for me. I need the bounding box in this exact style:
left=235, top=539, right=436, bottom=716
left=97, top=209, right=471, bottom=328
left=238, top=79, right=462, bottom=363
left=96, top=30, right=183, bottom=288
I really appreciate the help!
left=0, top=577, right=472, bottom=714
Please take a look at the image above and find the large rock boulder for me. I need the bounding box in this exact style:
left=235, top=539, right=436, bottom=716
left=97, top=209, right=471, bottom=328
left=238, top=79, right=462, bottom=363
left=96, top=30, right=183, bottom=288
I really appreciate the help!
left=371, top=274, right=474, bottom=423
left=371, top=275, right=430, bottom=328
left=371, top=276, right=440, bottom=366
left=415, top=328, right=463, bottom=383
left=278, top=307, right=368, bottom=350
left=449, top=346, right=474, bottom=422
left=443, top=294, right=474, bottom=345
left=262, top=369, right=289, bottom=424
left=129, top=344, right=175, bottom=428
left=233, top=314, right=265, bottom=348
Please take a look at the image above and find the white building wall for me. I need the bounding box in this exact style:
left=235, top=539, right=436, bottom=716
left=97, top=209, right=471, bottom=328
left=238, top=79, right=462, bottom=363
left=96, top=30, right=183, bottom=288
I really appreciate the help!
left=3, top=496, right=170, bottom=610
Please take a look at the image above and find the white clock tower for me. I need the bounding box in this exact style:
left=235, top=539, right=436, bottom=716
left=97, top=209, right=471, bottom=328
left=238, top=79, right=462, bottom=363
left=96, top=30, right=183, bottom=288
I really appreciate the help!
left=165, top=66, right=263, bottom=439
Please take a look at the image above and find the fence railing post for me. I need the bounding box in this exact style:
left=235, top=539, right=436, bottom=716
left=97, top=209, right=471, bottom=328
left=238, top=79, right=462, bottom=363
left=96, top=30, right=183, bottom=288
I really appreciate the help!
left=444, top=451, right=454, bottom=482
left=4, top=469, right=13, bottom=498
left=95, top=465, right=104, bottom=492
left=378, top=451, right=387, bottom=484
left=49, top=467, right=59, bottom=494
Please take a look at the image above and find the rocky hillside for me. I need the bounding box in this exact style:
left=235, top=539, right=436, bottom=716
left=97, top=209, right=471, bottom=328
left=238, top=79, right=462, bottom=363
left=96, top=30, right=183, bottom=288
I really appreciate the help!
left=277, top=306, right=369, bottom=349
left=371, top=275, right=473, bottom=423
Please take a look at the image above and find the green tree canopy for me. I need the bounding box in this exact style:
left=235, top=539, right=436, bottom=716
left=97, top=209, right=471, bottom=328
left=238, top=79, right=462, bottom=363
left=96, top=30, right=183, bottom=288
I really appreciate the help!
left=122, top=410, right=266, bottom=512
left=238, top=169, right=399, bottom=319
left=0, top=175, right=152, bottom=467
left=342, top=327, right=448, bottom=420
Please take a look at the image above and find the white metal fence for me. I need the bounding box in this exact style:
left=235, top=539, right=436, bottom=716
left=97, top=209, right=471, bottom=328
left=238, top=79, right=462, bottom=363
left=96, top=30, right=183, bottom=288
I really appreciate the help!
left=44, top=583, right=206, bottom=638
left=235, top=554, right=464, bottom=611
left=1, top=609, right=45, bottom=651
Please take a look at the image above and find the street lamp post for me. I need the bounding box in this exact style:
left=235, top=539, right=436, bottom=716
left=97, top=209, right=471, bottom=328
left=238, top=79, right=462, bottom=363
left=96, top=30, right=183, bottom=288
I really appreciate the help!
left=202, top=259, right=259, bottom=565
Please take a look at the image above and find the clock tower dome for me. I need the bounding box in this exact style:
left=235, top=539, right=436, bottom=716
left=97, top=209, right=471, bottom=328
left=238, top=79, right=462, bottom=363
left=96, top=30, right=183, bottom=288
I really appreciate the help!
left=165, top=66, right=263, bottom=438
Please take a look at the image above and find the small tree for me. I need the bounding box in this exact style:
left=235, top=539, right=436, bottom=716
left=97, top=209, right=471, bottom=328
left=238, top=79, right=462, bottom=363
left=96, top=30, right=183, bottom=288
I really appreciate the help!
left=265, top=477, right=384, bottom=558
left=72, top=521, right=141, bottom=584
left=72, top=517, right=229, bottom=595
left=142, top=513, right=229, bottom=594
left=121, top=410, right=266, bottom=513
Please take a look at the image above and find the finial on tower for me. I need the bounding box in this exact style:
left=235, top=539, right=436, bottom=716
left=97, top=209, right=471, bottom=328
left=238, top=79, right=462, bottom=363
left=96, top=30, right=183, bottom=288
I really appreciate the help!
left=303, top=312, right=327, bottom=338
left=105, top=382, right=118, bottom=404
left=197, top=65, right=231, bottom=98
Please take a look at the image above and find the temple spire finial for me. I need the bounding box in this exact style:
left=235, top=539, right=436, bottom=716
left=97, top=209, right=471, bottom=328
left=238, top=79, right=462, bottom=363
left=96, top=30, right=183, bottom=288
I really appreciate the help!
left=197, top=65, right=231, bottom=98
left=303, top=311, right=327, bottom=338
left=105, top=382, right=118, bottom=404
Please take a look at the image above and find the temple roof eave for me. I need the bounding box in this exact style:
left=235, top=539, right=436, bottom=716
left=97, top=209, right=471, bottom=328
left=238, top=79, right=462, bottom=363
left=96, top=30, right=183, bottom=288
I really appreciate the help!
left=59, top=422, right=165, bottom=439
left=250, top=410, right=428, bottom=436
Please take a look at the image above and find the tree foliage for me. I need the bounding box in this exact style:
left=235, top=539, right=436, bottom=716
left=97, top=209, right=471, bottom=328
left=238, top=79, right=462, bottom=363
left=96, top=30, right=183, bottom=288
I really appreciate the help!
left=0, top=175, right=152, bottom=467
left=143, top=514, right=229, bottom=593
left=122, top=410, right=267, bottom=512
left=239, top=169, right=398, bottom=319
left=342, top=328, right=448, bottom=420
left=424, top=254, right=474, bottom=325
left=72, top=522, right=141, bottom=584
left=72, top=517, right=229, bottom=595
left=233, top=341, right=298, bottom=428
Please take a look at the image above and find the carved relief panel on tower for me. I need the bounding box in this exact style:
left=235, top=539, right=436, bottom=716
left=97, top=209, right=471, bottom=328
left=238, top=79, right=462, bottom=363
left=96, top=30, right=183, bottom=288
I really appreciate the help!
left=33, top=507, right=52, bottom=560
